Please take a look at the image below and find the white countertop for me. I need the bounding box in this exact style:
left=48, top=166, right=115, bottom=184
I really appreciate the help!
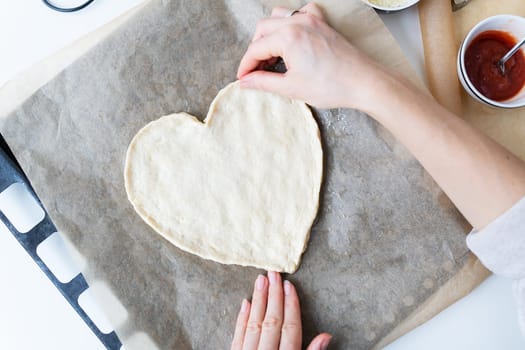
left=0, top=2, right=523, bottom=349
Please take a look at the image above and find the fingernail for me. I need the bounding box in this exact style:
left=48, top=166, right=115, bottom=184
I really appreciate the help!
left=284, top=280, right=292, bottom=295
left=320, top=336, right=332, bottom=350
left=256, top=274, right=265, bottom=290
left=268, top=271, right=279, bottom=284
left=240, top=299, right=249, bottom=313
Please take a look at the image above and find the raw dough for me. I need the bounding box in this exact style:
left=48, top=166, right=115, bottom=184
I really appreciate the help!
left=124, top=81, right=323, bottom=273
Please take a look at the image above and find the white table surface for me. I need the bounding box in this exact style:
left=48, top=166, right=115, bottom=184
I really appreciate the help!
left=0, top=2, right=523, bottom=349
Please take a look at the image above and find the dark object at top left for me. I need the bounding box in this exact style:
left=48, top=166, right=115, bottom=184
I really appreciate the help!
left=42, top=0, right=96, bottom=13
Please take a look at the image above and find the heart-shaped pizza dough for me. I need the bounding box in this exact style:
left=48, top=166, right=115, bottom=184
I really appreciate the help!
left=124, top=81, right=322, bottom=273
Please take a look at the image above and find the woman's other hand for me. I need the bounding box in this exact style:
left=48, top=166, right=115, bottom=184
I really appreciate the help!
left=231, top=271, right=331, bottom=350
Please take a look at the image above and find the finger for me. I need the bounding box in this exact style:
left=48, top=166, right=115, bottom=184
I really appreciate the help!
left=239, top=70, right=293, bottom=98
left=279, top=280, right=302, bottom=350
left=256, top=3, right=325, bottom=42
left=242, top=274, right=268, bottom=350
left=258, top=272, right=284, bottom=350
left=231, top=299, right=251, bottom=350
left=251, top=17, right=283, bottom=42
left=250, top=6, right=296, bottom=44
left=271, top=6, right=292, bottom=17
left=305, top=333, right=332, bottom=350
left=300, top=3, right=326, bottom=20
left=252, top=13, right=320, bottom=43
left=237, top=33, right=284, bottom=79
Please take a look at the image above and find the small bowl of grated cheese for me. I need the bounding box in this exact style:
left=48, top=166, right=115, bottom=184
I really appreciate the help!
left=361, top=0, right=420, bottom=11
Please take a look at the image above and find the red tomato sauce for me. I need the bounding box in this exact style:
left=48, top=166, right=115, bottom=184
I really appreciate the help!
left=464, top=30, right=525, bottom=101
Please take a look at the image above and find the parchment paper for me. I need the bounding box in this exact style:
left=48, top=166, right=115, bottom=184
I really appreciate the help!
left=0, top=0, right=151, bottom=118
left=0, top=1, right=471, bottom=349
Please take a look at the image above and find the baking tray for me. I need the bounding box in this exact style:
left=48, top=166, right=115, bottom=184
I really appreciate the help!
left=0, top=133, right=121, bottom=350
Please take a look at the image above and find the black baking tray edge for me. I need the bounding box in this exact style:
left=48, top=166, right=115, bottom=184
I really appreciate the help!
left=0, top=133, right=122, bottom=350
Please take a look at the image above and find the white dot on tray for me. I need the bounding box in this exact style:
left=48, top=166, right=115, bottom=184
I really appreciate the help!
left=78, top=282, right=128, bottom=334
left=37, top=232, right=83, bottom=284
left=0, top=182, right=45, bottom=233
left=121, top=332, right=160, bottom=350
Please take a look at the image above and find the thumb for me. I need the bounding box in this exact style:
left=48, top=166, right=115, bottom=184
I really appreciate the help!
left=239, top=70, right=291, bottom=97
left=306, top=333, right=332, bottom=350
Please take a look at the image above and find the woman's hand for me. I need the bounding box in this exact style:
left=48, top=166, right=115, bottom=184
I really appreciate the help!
left=237, top=3, right=387, bottom=110
left=231, top=271, right=331, bottom=350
